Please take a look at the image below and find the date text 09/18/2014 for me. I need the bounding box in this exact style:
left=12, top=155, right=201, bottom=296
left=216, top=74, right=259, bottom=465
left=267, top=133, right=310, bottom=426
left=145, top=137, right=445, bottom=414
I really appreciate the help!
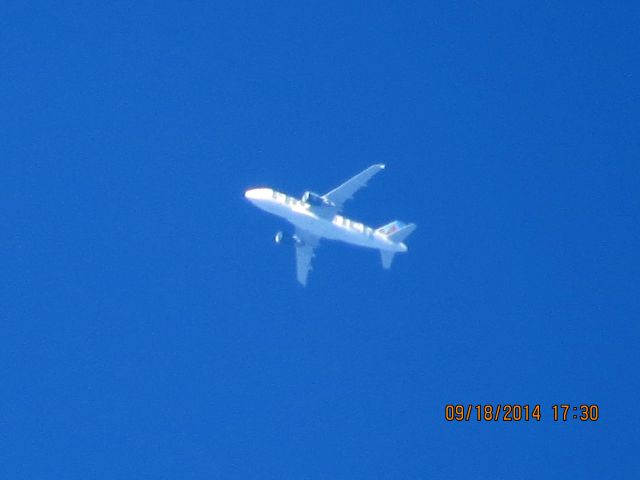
left=444, top=404, right=599, bottom=422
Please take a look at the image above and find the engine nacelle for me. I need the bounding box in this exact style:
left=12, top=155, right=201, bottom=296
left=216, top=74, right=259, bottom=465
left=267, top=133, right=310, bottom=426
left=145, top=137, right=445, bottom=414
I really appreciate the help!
left=275, top=231, right=300, bottom=246
left=301, top=191, right=334, bottom=208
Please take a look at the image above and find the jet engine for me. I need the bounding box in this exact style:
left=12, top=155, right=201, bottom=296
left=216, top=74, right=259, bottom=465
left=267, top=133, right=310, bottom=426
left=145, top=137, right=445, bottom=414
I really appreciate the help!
left=301, top=191, right=334, bottom=208
left=275, top=231, right=300, bottom=245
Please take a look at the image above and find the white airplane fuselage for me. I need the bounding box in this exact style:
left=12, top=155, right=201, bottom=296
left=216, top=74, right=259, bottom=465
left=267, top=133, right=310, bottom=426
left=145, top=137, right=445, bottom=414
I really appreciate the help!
left=244, top=188, right=406, bottom=253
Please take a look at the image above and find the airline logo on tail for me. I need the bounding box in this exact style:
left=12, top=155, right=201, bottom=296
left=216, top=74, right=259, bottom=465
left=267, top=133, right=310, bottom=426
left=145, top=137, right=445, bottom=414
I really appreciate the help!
left=377, top=220, right=406, bottom=236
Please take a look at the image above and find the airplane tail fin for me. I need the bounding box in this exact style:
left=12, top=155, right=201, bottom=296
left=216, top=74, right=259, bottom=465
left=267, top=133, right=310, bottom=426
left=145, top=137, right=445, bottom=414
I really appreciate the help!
left=377, top=221, right=417, bottom=243
left=376, top=220, right=405, bottom=236
left=377, top=222, right=416, bottom=269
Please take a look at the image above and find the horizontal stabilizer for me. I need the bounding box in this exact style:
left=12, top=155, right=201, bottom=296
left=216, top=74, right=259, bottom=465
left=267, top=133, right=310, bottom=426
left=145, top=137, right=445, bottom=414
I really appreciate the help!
left=380, top=250, right=396, bottom=269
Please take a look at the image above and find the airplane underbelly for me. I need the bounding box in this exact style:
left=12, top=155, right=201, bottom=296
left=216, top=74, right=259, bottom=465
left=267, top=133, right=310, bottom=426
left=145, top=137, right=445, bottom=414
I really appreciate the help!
left=288, top=214, right=384, bottom=249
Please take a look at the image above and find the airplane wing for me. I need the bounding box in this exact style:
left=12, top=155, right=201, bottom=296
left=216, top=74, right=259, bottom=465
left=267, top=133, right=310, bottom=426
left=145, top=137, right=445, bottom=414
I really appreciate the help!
left=294, top=228, right=320, bottom=286
left=322, top=164, right=385, bottom=211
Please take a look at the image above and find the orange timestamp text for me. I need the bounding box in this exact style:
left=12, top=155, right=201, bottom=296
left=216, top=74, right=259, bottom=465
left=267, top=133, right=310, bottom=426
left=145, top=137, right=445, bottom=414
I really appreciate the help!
left=445, top=404, right=600, bottom=422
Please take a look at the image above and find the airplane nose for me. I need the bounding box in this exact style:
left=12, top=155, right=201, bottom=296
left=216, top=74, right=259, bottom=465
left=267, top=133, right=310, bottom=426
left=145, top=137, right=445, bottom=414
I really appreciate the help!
left=244, top=188, right=272, bottom=202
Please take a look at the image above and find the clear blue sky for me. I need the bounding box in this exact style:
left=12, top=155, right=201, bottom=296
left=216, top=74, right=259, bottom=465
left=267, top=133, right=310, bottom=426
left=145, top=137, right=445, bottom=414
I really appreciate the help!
left=3, top=1, right=639, bottom=478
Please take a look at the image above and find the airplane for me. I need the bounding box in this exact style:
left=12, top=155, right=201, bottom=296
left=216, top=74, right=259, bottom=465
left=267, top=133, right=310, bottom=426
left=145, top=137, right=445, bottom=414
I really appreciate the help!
left=244, top=164, right=416, bottom=286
